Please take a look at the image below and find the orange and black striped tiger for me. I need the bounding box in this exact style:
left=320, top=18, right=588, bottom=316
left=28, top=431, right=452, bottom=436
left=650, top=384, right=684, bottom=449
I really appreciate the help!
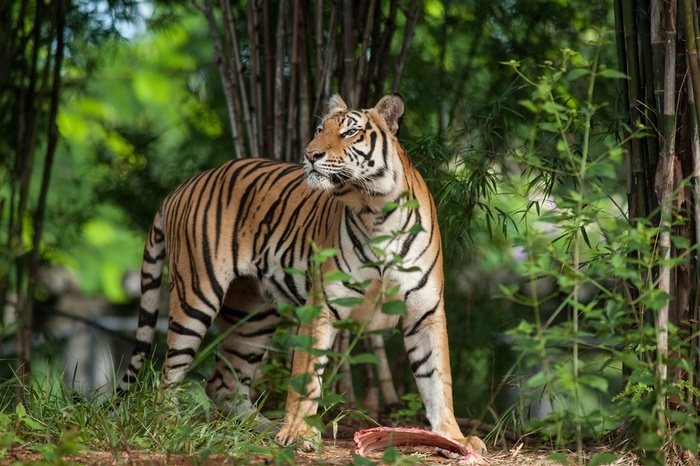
left=118, top=94, right=486, bottom=454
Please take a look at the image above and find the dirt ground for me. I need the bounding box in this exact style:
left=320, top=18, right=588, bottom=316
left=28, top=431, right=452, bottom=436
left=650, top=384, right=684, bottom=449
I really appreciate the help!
left=2, top=440, right=641, bottom=465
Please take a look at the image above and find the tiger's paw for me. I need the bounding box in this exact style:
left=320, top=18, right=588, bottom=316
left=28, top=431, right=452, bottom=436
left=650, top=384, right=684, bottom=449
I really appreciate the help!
left=436, top=435, right=487, bottom=462
left=461, top=435, right=487, bottom=455
left=275, top=424, right=321, bottom=452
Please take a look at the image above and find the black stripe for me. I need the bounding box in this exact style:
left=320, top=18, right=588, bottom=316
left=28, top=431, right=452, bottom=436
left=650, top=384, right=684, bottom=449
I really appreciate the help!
left=410, top=351, right=432, bottom=373
left=141, top=273, right=162, bottom=292
left=167, top=348, right=196, bottom=359
left=235, top=326, right=276, bottom=338
left=169, top=321, right=204, bottom=339
left=405, top=302, right=439, bottom=337
left=134, top=339, right=152, bottom=355
left=137, top=307, right=158, bottom=327
left=404, top=253, right=440, bottom=300
left=219, top=306, right=278, bottom=324
left=181, top=300, right=213, bottom=329
left=224, top=347, right=264, bottom=364
left=415, top=369, right=436, bottom=378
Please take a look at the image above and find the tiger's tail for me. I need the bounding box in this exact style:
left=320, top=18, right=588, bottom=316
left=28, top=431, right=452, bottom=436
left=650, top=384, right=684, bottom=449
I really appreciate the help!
left=116, top=211, right=166, bottom=396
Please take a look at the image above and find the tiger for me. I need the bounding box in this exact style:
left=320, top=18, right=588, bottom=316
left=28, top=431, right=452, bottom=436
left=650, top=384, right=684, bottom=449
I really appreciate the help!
left=117, top=93, right=486, bottom=455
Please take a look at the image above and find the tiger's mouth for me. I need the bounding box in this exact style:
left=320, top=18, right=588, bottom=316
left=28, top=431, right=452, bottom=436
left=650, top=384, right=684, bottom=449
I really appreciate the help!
left=304, top=163, right=349, bottom=187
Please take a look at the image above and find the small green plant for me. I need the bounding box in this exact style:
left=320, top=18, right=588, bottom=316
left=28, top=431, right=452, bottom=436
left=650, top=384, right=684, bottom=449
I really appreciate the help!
left=390, top=393, right=423, bottom=426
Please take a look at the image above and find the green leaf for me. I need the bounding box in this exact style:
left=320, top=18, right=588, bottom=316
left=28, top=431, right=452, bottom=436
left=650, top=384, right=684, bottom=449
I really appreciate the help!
left=369, top=234, right=393, bottom=244
left=384, top=284, right=401, bottom=296
left=381, top=300, right=406, bottom=316
left=587, top=161, right=618, bottom=179
left=351, top=453, right=375, bottom=466
left=381, top=202, right=399, bottom=215
left=295, top=305, right=321, bottom=324
left=403, top=198, right=419, bottom=209
left=566, top=68, right=589, bottom=81
left=289, top=373, right=312, bottom=396
left=287, top=334, right=314, bottom=350
left=579, top=374, right=609, bottom=393
left=278, top=301, right=295, bottom=316
left=349, top=353, right=380, bottom=365
left=324, top=270, right=355, bottom=282
left=332, top=318, right=361, bottom=331
left=598, top=68, right=628, bottom=79
left=589, top=453, right=617, bottom=466
left=312, top=248, right=338, bottom=264
left=408, top=224, right=424, bottom=234
left=545, top=452, right=570, bottom=465
left=526, top=371, right=552, bottom=388
left=671, top=235, right=690, bottom=249
left=381, top=446, right=401, bottom=463
left=329, top=297, right=365, bottom=307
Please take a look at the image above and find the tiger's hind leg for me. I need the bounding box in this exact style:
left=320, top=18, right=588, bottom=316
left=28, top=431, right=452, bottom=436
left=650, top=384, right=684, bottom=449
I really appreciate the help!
left=206, top=278, right=280, bottom=430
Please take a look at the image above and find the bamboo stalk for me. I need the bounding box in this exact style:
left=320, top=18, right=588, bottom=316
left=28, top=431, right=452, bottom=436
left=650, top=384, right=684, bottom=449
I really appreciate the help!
left=683, top=0, right=700, bottom=125
left=356, top=0, right=378, bottom=100
left=262, top=0, right=274, bottom=153
left=285, top=0, right=301, bottom=162
left=298, top=7, right=311, bottom=148
left=312, top=3, right=337, bottom=120
left=23, top=0, right=67, bottom=393
left=392, top=0, right=423, bottom=93
left=620, top=0, right=647, bottom=219
left=342, top=0, right=355, bottom=105
left=247, top=0, right=263, bottom=157
left=220, top=0, right=254, bottom=157
left=682, top=0, right=700, bottom=402
left=14, top=0, right=46, bottom=393
left=653, top=0, right=677, bottom=386
left=315, top=0, right=324, bottom=87
left=199, top=0, right=246, bottom=159
left=272, top=0, right=287, bottom=160
left=639, top=0, right=660, bottom=215
left=373, top=1, right=398, bottom=103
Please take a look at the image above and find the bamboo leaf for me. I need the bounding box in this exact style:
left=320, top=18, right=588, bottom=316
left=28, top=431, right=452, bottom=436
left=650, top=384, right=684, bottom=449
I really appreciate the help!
left=598, top=68, right=628, bottom=79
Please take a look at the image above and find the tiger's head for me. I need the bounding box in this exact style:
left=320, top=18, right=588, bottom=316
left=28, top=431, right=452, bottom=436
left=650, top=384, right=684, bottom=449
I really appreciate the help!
left=303, top=94, right=406, bottom=207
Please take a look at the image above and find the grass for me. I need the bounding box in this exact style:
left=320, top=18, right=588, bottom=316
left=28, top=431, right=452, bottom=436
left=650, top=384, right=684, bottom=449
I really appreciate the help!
left=0, top=362, right=284, bottom=463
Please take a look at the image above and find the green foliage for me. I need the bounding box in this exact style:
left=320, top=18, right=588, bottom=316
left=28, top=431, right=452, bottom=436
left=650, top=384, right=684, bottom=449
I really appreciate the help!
left=489, top=31, right=699, bottom=463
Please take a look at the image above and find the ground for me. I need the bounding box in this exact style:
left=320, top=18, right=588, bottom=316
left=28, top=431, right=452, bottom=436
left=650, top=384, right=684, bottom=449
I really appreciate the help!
left=2, top=441, right=641, bottom=465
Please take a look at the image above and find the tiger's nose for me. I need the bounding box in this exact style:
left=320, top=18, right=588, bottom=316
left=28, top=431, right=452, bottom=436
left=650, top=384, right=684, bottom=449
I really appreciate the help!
left=304, top=149, right=324, bottom=162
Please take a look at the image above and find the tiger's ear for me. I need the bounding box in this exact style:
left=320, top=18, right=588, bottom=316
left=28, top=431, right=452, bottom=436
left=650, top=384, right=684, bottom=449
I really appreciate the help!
left=327, top=94, right=347, bottom=113
left=374, top=93, right=405, bottom=136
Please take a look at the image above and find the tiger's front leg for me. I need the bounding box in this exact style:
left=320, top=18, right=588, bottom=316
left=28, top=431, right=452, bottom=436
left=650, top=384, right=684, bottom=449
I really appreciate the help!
left=275, top=308, right=338, bottom=452
left=403, top=291, right=487, bottom=455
